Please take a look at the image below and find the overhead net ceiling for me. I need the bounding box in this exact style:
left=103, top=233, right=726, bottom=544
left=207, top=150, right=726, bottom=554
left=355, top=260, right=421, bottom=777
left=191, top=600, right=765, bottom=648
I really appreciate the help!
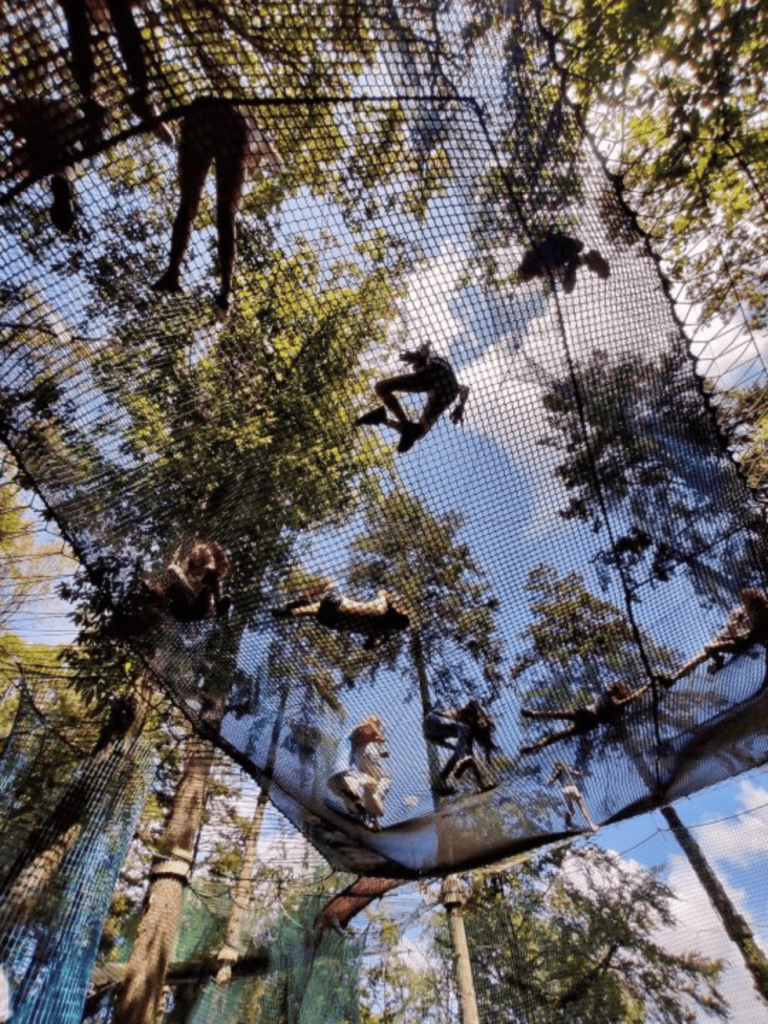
left=2, top=0, right=768, bottom=878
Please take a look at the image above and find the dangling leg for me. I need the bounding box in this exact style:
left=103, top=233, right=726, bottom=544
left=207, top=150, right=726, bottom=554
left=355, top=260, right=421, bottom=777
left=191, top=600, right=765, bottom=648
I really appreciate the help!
left=454, top=754, right=493, bottom=792
left=50, top=173, right=75, bottom=233
left=562, top=788, right=576, bottom=828
left=59, top=0, right=97, bottom=106
left=521, top=707, right=578, bottom=722
left=519, top=723, right=577, bottom=755
left=356, top=371, right=430, bottom=435
left=575, top=792, right=598, bottom=831
left=374, top=374, right=417, bottom=425
left=153, top=114, right=212, bottom=294
left=214, top=117, right=249, bottom=314
left=271, top=600, right=321, bottom=620
left=106, top=2, right=148, bottom=112
left=437, top=722, right=470, bottom=787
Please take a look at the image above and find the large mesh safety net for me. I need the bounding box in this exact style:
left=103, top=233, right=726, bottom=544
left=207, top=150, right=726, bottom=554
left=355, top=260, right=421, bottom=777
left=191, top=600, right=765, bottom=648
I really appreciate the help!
left=0, top=687, right=152, bottom=1024
left=2, top=0, right=768, bottom=949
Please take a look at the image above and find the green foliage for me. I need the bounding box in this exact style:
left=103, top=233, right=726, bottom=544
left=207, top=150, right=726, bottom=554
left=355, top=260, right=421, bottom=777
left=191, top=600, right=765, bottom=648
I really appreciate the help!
left=718, top=380, right=768, bottom=494
left=459, top=845, right=727, bottom=1023
left=546, top=0, right=768, bottom=327
left=348, top=489, right=505, bottom=701
left=540, top=348, right=768, bottom=598
left=359, top=901, right=448, bottom=1024
left=512, top=563, right=677, bottom=707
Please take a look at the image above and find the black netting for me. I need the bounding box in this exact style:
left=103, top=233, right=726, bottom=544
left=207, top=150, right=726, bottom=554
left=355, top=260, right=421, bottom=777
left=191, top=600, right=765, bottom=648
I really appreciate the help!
left=2, top=4, right=768, bottom=1016
left=3, top=0, right=768, bottom=879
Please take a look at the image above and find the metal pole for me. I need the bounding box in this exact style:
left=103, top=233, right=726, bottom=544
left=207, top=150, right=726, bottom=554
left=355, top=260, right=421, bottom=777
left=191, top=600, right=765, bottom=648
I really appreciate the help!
left=442, top=876, right=481, bottom=1024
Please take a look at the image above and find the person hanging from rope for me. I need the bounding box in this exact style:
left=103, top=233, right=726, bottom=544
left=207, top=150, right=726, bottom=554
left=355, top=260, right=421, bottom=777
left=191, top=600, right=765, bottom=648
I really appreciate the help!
left=141, top=539, right=231, bottom=622
left=272, top=577, right=410, bottom=650
left=519, top=227, right=610, bottom=294
left=355, top=342, right=469, bottom=453
left=423, top=700, right=498, bottom=794
left=57, top=0, right=172, bottom=143
left=519, top=679, right=663, bottom=754
left=660, top=587, right=768, bottom=684
left=152, top=97, right=282, bottom=315
left=327, top=715, right=391, bottom=830
left=0, top=95, right=104, bottom=232
left=547, top=761, right=598, bottom=832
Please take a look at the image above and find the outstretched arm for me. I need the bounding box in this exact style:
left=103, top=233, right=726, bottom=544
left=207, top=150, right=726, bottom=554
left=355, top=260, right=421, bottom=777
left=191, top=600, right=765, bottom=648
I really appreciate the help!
left=667, top=647, right=714, bottom=683
left=450, top=384, right=470, bottom=425
left=166, top=548, right=195, bottom=591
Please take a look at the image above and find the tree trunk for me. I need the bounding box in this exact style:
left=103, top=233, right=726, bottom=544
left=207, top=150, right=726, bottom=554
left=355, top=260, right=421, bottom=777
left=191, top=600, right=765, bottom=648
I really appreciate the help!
left=113, top=735, right=214, bottom=1024
left=214, top=677, right=289, bottom=985
left=661, top=804, right=768, bottom=1004
left=214, top=786, right=270, bottom=985
left=442, top=877, right=480, bottom=1024
left=313, top=876, right=404, bottom=933
left=410, top=630, right=441, bottom=795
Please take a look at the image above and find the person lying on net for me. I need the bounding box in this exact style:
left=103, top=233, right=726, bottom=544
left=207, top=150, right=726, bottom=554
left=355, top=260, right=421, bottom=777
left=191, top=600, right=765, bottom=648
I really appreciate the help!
left=423, top=700, right=498, bottom=794
left=272, top=578, right=409, bottom=650
left=142, top=539, right=231, bottom=622
left=661, top=588, right=768, bottom=684
left=153, top=97, right=282, bottom=315
left=547, top=761, right=597, bottom=832
left=0, top=95, right=103, bottom=232
left=327, top=715, right=391, bottom=830
left=518, top=228, right=610, bottom=294
left=519, top=679, right=661, bottom=754
left=355, top=343, right=469, bottom=453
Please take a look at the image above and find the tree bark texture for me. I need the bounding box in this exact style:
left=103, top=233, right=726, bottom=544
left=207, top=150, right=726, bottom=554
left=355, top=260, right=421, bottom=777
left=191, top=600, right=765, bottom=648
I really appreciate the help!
left=662, top=804, right=768, bottom=1005
left=313, top=876, right=404, bottom=933
left=113, top=735, right=214, bottom=1024
left=214, top=785, right=270, bottom=985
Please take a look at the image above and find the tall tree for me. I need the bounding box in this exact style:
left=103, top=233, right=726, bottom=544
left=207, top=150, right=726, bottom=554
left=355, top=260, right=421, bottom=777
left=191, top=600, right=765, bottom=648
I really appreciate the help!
left=540, top=347, right=768, bottom=602
left=544, top=0, right=768, bottom=331
left=348, top=489, right=505, bottom=708
left=94, top=238, right=403, bottom=1023
left=456, top=845, right=727, bottom=1023
left=661, top=803, right=768, bottom=1006
left=514, top=560, right=768, bottom=1009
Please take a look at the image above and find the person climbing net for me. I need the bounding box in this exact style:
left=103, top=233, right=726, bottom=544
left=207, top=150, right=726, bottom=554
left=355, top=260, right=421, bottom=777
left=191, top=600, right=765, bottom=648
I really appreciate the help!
left=152, top=97, right=282, bottom=315
left=355, top=343, right=469, bottom=453
left=547, top=761, right=598, bottom=832
left=661, top=588, right=768, bottom=683
left=327, top=715, right=391, bottom=830
left=519, top=679, right=663, bottom=754
left=518, top=228, right=610, bottom=293
left=141, top=539, right=231, bottom=623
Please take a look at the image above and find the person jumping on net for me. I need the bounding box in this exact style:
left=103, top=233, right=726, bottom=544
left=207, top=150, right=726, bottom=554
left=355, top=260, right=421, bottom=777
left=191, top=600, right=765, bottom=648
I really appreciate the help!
left=152, top=97, right=282, bottom=315
left=423, top=700, right=498, bottom=794
left=327, top=715, right=391, bottom=830
left=356, top=343, right=469, bottom=453
left=547, top=761, right=598, bottom=832
left=272, top=578, right=410, bottom=650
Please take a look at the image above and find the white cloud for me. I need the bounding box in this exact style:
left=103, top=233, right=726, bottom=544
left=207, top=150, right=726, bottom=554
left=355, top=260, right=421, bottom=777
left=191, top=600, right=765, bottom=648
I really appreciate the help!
left=658, top=848, right=767, bottom=1021
left=604, top=782, right=768, bottom=1021
left=694, top=779, right=768, bottom=870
